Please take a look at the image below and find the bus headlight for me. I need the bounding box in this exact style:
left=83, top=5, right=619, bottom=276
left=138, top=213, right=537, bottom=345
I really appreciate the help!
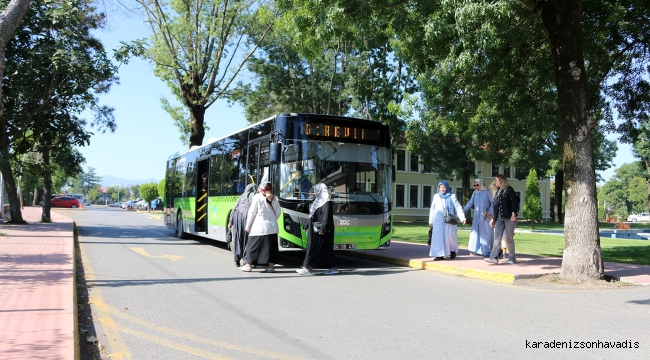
left=380, top=218, right=391, bottom=238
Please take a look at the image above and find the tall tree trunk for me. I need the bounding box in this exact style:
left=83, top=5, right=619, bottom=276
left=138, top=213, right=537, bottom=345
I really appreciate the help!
left=0, top=163, right=25, bottom=223
left=188, top=105, right=206, bottom=147
left=539, top=0, right=603, bottom=281
left=0, top=0, right=34, bottom=224
left=33, top=186, right=43, bottom=205
left=554, top=170, right=564, bottom=223
left=41, top=146, right=52, bottom=222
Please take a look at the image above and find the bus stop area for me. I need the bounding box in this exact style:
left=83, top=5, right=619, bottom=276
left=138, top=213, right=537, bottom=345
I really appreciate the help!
left=1, top=208, right=649, bottom=359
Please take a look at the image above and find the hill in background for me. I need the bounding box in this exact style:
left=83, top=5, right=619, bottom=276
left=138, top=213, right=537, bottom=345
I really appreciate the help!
left=101, top=175, right=160, bottom=188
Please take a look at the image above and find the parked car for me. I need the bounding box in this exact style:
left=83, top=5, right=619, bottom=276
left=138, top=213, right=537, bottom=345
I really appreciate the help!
left=51, top=197, right=81, bottom=208
left=627, top=213, right=650, bottom=222
left=108, top=202, right=122, bottom=207
left=136, top=200, right=148, bottom=210
left=123, top=200, right=138, bottom=210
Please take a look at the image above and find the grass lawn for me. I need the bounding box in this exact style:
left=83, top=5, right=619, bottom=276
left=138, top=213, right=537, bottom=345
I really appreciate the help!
left=392, top=222, right=650, bottom=266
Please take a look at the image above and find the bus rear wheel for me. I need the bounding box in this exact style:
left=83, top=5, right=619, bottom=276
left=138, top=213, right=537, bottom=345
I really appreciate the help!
left=177, top=213, right=188, bottom=239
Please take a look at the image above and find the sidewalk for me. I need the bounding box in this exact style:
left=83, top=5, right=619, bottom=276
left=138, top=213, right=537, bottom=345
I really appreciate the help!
left=346, top=241, right=650, bottom=285
left=0, top=207, right=76, bottom=360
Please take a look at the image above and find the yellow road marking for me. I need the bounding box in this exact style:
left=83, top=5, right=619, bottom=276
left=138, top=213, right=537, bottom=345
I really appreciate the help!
left=130, top=247, right=185, bottom=261
left=97, top=300, right=308, bottom=360
left=78, top=239, right=132, bottom=359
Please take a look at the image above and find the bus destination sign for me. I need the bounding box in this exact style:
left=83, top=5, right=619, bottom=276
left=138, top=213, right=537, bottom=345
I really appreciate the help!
left=303, top=123, right=380, bottom=141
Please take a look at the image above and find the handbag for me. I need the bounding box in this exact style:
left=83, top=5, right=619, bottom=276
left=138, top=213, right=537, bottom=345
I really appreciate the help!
left=444, top=214, right=458, bottom=225
left=428, top=227, right=432, bottom=246
left=313, top=222, right=322, bottom=233
left=437, top=195, right=458, bottom=225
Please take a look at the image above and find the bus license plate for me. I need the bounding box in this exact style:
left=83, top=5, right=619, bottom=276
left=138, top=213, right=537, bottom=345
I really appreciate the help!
left=334, top=244, right=356, bottom=250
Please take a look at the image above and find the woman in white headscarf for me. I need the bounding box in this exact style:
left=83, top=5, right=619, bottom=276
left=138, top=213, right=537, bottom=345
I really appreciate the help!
left=462, top=179, right=493, bottom=256
left=429, top=180, right=466, bottom=260
left=228, top=183, right=257, bottom=267
left=240, top=181, right=281, bottom=273
left=296, top=183, right=338, bottom=275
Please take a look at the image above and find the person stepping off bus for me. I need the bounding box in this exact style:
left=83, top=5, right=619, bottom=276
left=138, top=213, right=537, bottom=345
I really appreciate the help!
left=296, top=183, right=339, bottom=276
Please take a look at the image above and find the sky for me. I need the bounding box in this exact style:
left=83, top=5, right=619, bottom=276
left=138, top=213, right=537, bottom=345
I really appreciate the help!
left=80, top=8, right=250, bottom=186
left=80, top=6, right=633, bottom=186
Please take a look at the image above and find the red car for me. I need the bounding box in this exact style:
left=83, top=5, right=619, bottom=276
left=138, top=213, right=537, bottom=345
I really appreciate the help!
left=51, top=196, right=81, bottom=208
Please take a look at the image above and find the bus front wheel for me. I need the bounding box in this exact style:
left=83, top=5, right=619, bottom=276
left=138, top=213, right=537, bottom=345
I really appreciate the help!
left=177, top=213, right=188, bottom=239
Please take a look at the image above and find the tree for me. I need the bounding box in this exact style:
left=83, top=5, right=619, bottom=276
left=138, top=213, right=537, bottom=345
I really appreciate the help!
left=157, top=179, right=165, bottom=202
left=381, top=0, right=650, bottom=281
left=139, top=182, right=158, bottom=211
left=3, top=0, right=116, bottom=222
left=87, top=184, right=101, bottom=204
left=602, top=162, right=647, bottom=219
left=523, top=169, right=542, bottom=229
left=0, top=0, right=36, bottom=223
left=82, top=167, right=102, bottom=195
left=130, top=184, right=140, bottom=199
left=133, top=0, right=278, bottom=147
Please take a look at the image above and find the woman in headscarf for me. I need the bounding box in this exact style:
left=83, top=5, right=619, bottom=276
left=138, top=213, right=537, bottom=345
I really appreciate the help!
left=429, top=180, right=466, bottom=260
left=296, top=183, right=338, bottom=275
left=240, top=181, right=281, bottom=273
left=228, top=183, right=256, bottom=267
left=462, top=179, right=493, bottom=256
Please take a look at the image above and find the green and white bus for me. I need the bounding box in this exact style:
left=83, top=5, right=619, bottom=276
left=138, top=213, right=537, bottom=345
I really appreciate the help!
left=164, top=113, right=393, bottom=250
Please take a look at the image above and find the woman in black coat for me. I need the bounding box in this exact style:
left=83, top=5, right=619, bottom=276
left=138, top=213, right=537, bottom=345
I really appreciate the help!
left=485, top=174, right=519, bottom=264
left=296, top=183, right=338, bottom=275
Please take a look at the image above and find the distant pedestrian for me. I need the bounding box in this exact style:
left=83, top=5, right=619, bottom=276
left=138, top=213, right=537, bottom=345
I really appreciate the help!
left=240, top=181, right=281, bottom=273
left=463, top=179, right=493, bottom=256
left=228, top=183, right=256, bottom=267
left=296, top=183, right=338, bottom=275
left=429, top=181, right=466, bottom=260
left=485, top=174, right=518, bottom=265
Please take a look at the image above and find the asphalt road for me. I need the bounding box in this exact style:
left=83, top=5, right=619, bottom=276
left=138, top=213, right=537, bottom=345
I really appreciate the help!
left=61, top=207, right=650, bottom=360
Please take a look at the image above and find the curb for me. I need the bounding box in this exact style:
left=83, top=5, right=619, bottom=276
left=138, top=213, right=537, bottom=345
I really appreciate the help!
left=73, top=222, right=80, bottom=360
left=341, top=251, right=548, bottom=284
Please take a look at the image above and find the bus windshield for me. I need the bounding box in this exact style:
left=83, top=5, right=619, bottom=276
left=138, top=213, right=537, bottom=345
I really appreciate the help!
left=278, top=141, right=392, bottom=205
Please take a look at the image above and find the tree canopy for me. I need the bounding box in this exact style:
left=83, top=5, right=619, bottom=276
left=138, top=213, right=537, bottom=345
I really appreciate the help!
left=134, top=0, right=278, bottom=147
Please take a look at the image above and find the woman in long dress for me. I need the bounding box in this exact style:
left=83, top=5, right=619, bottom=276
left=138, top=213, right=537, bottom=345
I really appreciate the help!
left=228, top=184, right=256, bottom=267
left=429, top=180, right=466, bottom=260
left=462, top=179, right=493, bottom=256
left=240, top=181, right=281, bottom=273
left=296, top=183, right=338, bottom=275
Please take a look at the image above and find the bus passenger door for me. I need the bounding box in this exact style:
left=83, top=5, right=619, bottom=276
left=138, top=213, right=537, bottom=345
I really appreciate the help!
left=195, top=158, right=209, bottom=233
left=247, top=141, right=271, bottom=185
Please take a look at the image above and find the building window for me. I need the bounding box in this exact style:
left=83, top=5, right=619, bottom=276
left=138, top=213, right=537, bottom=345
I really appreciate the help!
left=409, top=185, right=419, bottom=208
left=422, top=186, right=432, bottom=208
left=491, top=164, right=499, bottom=176
left=410, top=154, right=419, bottom=172
left=395, top=184, right=405, bottom=207
left=515, top=166, right=528, bottom=180
left=396, top=150, right=406, bottom=171
left=504, top=165, right=511, bottom=178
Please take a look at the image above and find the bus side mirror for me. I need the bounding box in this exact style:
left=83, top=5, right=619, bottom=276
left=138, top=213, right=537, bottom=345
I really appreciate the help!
left=392, top=165, right=396, bottom=182
left=270, top=142, right=282, bottom=164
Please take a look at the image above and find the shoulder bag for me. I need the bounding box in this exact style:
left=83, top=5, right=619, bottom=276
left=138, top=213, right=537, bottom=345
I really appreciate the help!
left=437, top=195, right=458, bottom=225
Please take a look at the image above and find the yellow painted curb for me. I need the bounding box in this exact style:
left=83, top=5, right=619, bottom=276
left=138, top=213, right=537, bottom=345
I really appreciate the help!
left=342, top=251, right=516, bottom=284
